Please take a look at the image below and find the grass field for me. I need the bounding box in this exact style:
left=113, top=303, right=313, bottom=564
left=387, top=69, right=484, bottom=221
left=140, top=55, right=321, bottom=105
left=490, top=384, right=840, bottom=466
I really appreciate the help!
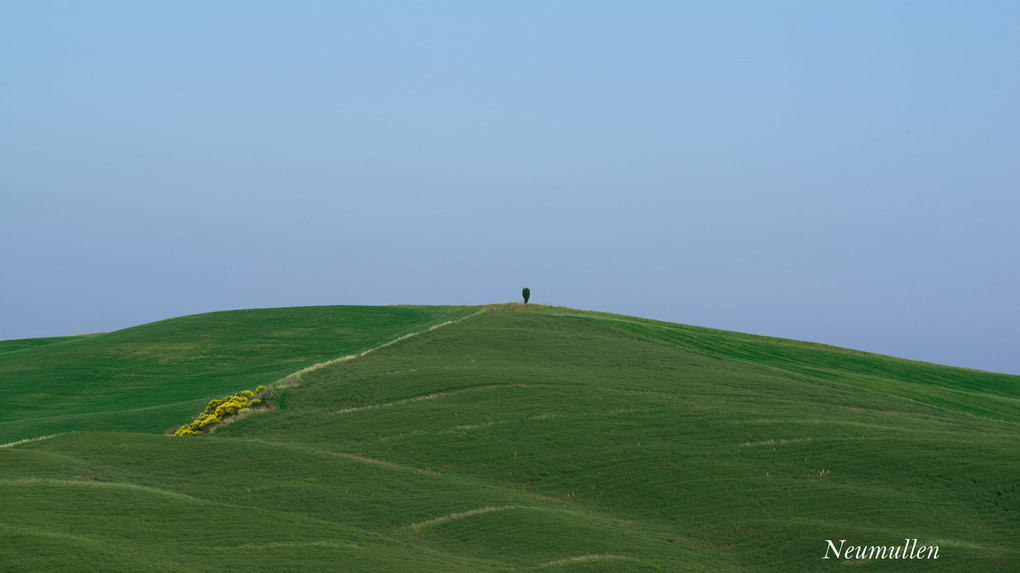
left=1, top=304, right=1017, bottom=571
left=0, top=306, right=475, bottom=444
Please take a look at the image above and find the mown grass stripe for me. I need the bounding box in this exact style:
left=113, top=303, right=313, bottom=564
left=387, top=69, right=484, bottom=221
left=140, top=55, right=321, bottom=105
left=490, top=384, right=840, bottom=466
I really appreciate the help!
left=338, top=384, right=527, bottom=414
left=536, top=553, right=636, bottom=568
left=0, top=433, right=62, bottom=448
left=405, top=505, right=535, bottom=529
left=0, top=477, right=199, bottom=501
left=277, top=309, right=487, bottom=389
left=403, top=505, right=602, bottom=531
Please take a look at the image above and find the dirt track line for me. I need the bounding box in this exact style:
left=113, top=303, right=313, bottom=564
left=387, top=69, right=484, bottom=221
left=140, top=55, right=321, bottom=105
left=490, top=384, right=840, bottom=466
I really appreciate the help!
left=404, top=504, right=597, bottom=530
left=338, top=384, right=527, bottom=414
left=319, top=450, right=436, bottom=475
left=405, top=505, right=535, bottom=529
left=537, top=554, right=634, bottom=568
left=276, top=309, right=486, bottom=388
left=0, top=478, right=198, bottom=501
left=0, top=433, right=63, bottom=449
left=233, top=540, right=360, bottom=550
left=739, top=437, right=813, bottom=447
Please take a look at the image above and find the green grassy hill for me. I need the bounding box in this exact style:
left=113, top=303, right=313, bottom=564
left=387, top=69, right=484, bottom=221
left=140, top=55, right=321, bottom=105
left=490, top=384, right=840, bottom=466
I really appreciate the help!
left=1, top=304, right=1017, bottom=571
left=0, top=306, right=475, bottom=444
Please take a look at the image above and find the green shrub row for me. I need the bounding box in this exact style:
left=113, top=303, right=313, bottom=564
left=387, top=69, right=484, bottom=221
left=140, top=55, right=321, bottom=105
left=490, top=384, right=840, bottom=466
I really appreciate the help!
left=173, top=385, right=266, bottom=436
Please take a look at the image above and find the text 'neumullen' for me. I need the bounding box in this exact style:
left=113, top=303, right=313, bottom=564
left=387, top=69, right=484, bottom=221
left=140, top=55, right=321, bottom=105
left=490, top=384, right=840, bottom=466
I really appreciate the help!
left=823, top=539, right=939, bottom=560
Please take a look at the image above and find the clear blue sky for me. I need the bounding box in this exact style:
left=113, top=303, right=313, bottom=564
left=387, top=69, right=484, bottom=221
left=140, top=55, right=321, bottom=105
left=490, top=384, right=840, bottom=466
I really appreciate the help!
left=2, top=1, right=1018, bottom=374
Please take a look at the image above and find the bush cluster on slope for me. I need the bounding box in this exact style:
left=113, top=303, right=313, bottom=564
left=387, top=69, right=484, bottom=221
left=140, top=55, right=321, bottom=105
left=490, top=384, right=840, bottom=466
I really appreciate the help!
left=173, top=385, right=265, bottom=436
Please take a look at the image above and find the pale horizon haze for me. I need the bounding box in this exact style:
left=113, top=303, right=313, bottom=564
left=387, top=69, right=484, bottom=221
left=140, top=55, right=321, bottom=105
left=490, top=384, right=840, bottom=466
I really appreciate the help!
left=2, top=2, right=1018, bottom=375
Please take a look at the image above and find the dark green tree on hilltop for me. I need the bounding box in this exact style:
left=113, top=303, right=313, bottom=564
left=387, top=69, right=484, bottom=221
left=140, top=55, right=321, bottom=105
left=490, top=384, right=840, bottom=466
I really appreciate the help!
left=522, top=287, right=531, bottom=304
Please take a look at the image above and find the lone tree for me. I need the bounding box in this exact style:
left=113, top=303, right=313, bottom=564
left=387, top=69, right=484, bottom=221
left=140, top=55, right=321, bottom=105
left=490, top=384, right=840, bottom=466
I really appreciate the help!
left=522, top=287, right=531, bottom=304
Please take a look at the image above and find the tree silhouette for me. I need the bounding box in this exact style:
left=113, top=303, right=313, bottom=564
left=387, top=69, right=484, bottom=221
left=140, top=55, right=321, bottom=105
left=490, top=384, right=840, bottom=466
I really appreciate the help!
left=522, top=287, right=531, bottom=304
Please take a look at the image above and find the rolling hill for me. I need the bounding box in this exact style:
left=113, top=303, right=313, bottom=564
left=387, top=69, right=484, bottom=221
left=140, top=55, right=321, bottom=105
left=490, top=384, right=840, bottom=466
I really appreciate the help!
left=1, top=304, right=1017, bottom=571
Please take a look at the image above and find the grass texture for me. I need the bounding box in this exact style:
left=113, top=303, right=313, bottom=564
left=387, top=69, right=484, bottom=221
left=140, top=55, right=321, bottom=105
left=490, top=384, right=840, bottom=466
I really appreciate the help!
left=1, top=304, right=1016, bottom=571
left=0, top=305, right=475, bottom=443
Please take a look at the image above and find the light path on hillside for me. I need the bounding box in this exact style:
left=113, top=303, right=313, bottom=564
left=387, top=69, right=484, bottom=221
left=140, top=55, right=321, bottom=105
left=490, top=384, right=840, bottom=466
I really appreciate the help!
left=0, top=477, right=201, bottom=501
left=537, top=554, right=637, bottom=568
left=401, top=504, right=629, bottom=532
left=337, top=384, right=527, bottom=414
left=275, top=308, right=488, bottom=389
left=0, top=433, right=62, bottom=448
left=405, top=505, right=542, bottom=529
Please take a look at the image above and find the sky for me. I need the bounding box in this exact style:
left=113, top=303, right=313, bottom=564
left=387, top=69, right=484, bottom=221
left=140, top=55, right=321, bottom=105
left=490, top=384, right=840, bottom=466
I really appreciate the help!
left=2, top=1, right=1018, bottom=374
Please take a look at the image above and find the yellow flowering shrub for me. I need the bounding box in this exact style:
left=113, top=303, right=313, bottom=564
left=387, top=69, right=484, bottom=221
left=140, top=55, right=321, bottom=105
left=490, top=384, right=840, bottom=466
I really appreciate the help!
left=203, top=398, right=226, bottom=416
left=172, top=386, right=268, bottom=436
